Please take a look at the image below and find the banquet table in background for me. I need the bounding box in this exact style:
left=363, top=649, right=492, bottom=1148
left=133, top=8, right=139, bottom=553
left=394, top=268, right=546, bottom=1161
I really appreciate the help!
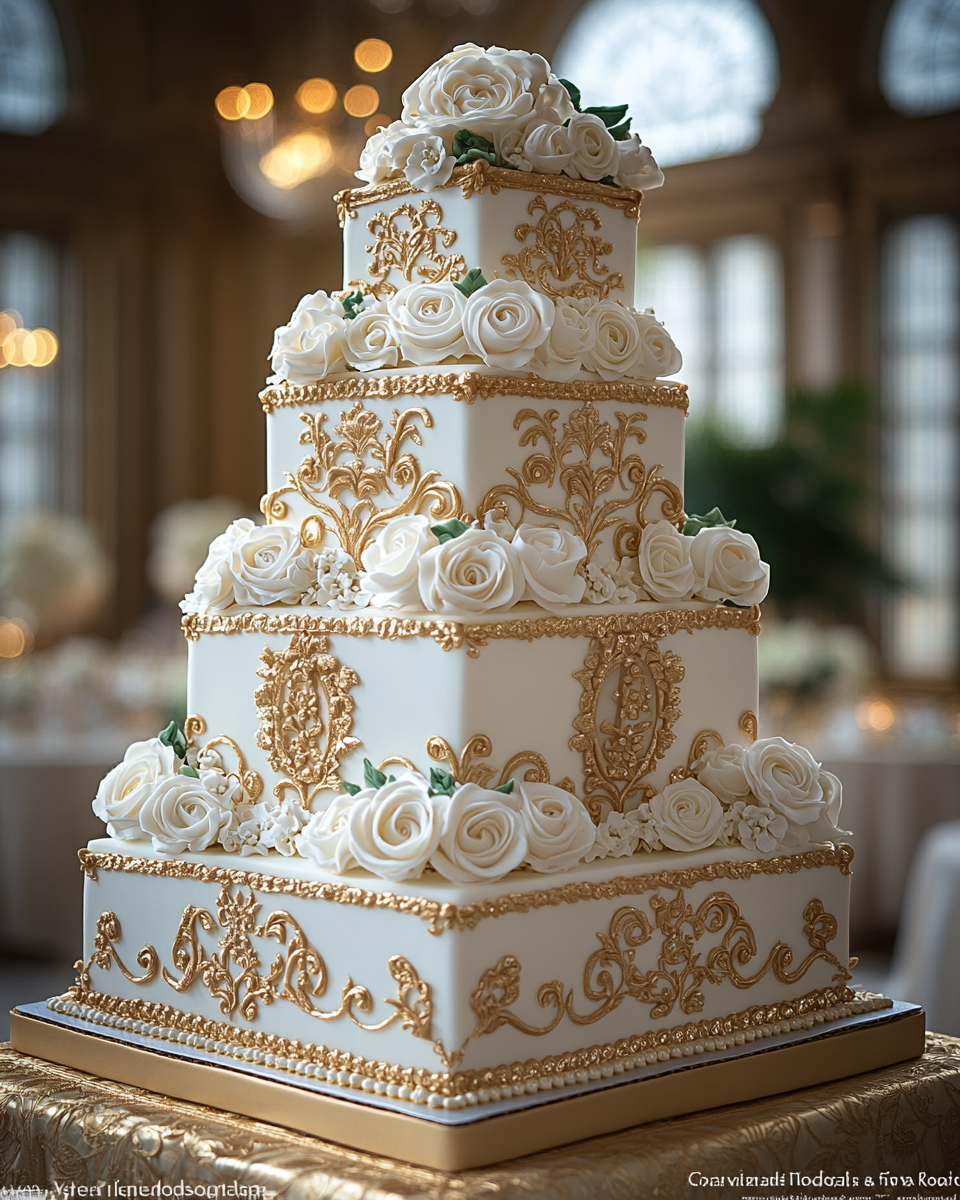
left=1, top=1037, right=958, bottom=1195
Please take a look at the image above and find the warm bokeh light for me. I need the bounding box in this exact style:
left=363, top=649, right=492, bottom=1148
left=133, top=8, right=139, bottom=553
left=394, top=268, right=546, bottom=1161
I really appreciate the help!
left=354, top=39, right=393, bottom=73
left=297, top=77, right=338, bottom=114
left=0, top=617, right=33, bottom=659
left=344, top=84, right=380, bottom=118
left=215, top=83, right=274, bottom=121
left=0, top=322, right=58, bottom=368
left=364, top=112, right=392, bottom=136
left=260, top=131, right=333, bottom=188
left=856, top=698, right=896, bottom=732
left=0, top=309, right=20, bottom=342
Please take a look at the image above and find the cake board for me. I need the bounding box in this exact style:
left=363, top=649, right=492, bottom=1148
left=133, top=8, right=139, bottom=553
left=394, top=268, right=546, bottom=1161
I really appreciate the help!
left=10, top=999, right=925, bottom=1171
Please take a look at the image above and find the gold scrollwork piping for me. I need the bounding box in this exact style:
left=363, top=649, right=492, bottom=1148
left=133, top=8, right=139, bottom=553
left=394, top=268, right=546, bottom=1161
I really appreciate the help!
left=669, top=728, right=725, bottom=784
left=255, top=632, right=360, bottom=802
left=361, top=199, right=466, bottom=295
left=260, top=372, right=689, bottom=416
left=62, top=982, right=861, bottom=1097
left=334, top=160, right=642, bottom=226
left=501, top=195, right=623, bottom=299
left=74, top=912, right=159, bottom=991
left=426, top=734, right=554, bottom=789
left=184, top=714, right=206, bottom=744
left=739, top=710, right=759, bottom=742
left=77, top=843, right=854, bottom=936
left=260, top=402, right=461, bottom=566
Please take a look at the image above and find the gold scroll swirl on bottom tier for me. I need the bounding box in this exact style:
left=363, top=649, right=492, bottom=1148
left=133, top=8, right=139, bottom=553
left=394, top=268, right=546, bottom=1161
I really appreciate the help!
left=76, top=886, right=433, bottom=1042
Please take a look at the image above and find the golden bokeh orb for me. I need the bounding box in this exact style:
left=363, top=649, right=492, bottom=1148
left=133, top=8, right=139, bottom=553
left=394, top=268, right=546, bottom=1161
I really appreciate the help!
left=215, top=83, right=274, bottom=121
left=354, top=39, right=393, bottom=73
left=364, top=112, right=392, bottom=136
left=343, top=84, right=380, bottom=118
left=296, top=77, right=337, bottom=114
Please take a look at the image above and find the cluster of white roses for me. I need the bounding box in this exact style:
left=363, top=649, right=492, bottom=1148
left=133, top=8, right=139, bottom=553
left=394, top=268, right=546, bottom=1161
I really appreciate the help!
left=296, top=772, right=595, bottom=883
left=355, top=44, right=662, bottom=193
left=267, top=282, right=681, bottom=386
left=590, top=737, right=845, bottom=860
left=637, top=520, right=770, bottom=607
left=93, top=737, right=310, bottom=857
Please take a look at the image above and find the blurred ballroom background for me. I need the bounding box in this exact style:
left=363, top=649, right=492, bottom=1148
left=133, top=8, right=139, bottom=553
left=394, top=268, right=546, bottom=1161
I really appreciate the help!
left=0, top=0, right=959, bottom=1035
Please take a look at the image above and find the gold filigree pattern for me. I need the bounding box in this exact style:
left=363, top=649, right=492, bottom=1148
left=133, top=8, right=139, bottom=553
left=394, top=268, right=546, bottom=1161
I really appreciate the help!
left=334, top=160, right=642, bottom=226
left=360, top=199, right=465, bottom=295
left=668, top=728, right=724, bottom=784
left=75, top=912, right=159, bottom=990
left=501, top=195, right=623, bottom=299
left=572, top=630, right=685, bottom=818
left=739, top=710, right=759, bottom=742
left=477, top=403, right=684, bottom=563
left=426, top=734, right=556, bottom=789
left=259, top=372, right=689, bottom=415
left=260, top=402, right=462, bottom=566
left=77, top=843, right=854, bottom=936
left=254, top=631, right=360, bottom=802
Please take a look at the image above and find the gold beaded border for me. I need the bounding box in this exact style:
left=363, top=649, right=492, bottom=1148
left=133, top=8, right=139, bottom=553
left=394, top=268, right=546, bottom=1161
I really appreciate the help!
left=334, top=160, right=642, bottom=226
left=79, top=843, right=853, bottom=937
left=56, top=984, right=867, bottom=1098
left=259, top=372, right=689, bottom=416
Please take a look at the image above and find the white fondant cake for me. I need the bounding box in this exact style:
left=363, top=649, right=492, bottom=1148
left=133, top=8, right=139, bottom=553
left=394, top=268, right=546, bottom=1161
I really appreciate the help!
left=62, top=43, right=876, bottom=1130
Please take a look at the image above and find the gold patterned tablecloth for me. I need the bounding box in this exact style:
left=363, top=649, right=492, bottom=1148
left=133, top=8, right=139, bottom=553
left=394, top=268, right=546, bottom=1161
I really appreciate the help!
left=1, top=1036, right=959, bottom=1197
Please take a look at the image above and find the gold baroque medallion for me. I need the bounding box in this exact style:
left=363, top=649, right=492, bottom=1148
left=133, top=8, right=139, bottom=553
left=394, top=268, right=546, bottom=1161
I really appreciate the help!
left=78, top=842, right=854, bottom=936
left=334, top=160, right=642, bottom=226
left=360, top=198, right=466, bottom=296
left=501, top=195, right=623, bottom=299
left=259, top=373, right=689, bottom=415
left=260, top=402, right=462, bottom=566
left=572, top=628, right=684, bottom=819
left=255, top=631, right=360, bottom=802
left=477, top=402, right=684, bottom=563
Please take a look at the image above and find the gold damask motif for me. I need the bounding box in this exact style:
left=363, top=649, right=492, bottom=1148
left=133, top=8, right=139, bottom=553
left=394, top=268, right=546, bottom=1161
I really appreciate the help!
left=77, top=843, right=854, bottom=937
left=739, top=710, right=759, bottom=741
left=426, top=733, right=563, bottom=790
left=260, top=402, right=462, bottom=567
left=259, top=372, right=689, bottom=415
left=334, top=160, right=642, bottom=226
left=501, top=195, right=623, bottom=299
left=572, top=629, right=685, bottom=818
left=477, top=403, right=684, bottom=563
left=254, top=631, right=360, bottom=802
left=74, top=912, right=159, bottom=990
left=360, top=199, right=466, bottom=295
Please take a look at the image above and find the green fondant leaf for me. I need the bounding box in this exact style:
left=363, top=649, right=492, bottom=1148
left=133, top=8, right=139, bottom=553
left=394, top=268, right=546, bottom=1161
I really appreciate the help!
left=494, top=778, right=515, bottom=795
left=159, top=720, right=188, bottom=761
left=584, top=103, right=629, bottom=128
left=452, top=267, right=488, bottom=298
left=608, top=117, right=632, bottom=141
left=682, top=508, right=738, bottom=537
left=429, top=766, right=457, bottom=796
left=342, top=290, right=365, bottom=320
left=363, top=758, right=388, bottom=789
left=453, top=129, right=497, bottom=166
left=559, top=78, right=582, bottom=111
left=178, top=765, right=199, bottom=778
left=598, top=175, right=617, bottom=186
left=341, top=779, right=361, bottom=796
left=431, top=517, right=470, bottom=543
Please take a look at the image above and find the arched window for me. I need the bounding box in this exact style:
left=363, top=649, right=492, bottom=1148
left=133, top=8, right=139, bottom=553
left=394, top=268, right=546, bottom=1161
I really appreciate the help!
left=0, top=0, right=67, bottom=135
left=553, top=0, right=779, bottom=167
left=880, top=0, right=960, bottom=117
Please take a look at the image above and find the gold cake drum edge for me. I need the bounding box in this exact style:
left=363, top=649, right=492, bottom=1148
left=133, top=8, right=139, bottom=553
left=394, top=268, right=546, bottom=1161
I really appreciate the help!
left=10, top=1003, right=925, bottom=1171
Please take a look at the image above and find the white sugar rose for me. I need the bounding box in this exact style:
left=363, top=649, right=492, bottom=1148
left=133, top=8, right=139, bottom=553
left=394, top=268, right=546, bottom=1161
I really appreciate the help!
left=614, top=134, right=664, bottom=191
left=565, top=112, right=619, bottom=181
left=93, top=737, right=180, bottom=841
left=431, top=784, right=527, bottom=882
left=635, top=310, right=682, bottom=378
left=360, top=514, right=439, bottom=608
left=462, top=278, right=553, bottom=370
left=269, top=291, right=346, bottom=383
left=650, top=779, right=725, bottom=852
left=355, top=120, right=422, bottom=184
left=138, top=774, right=231, bottom=854
left=637, top=521, right=696, bottom=602
left=530, top=295, right=595, bottom=381
left=694, top=743, right=753, bottom=806
left=418, top=526, right=524, bottom=613
left=295, top=794, right=361, bottom=873
left=691, top=527, right=770, bottom=606
left=403, top=135, right=456, bottom=191
left=389, top=282, right=467, bottom=365
left=518, top=782, right=595, bottom=872
left=342, top=298, right=401, bottom=371
left=583, top=300, right=644, bottom=380
left=517, top=120, right=575, bottom=174
left=584, top=809, right=642, bottom=861
left=401, top=43, right=551, bottom=137
left=347, top=772, right=446, bottom=881
left=187, top=519, right=315, bottom=611
left=743, top=737, right=824, bottom=828
left=801, top=770, right=849, bottom=845
left=737, top=804, right=788, bottom=854
left=511, top=523, right=587, bottom=606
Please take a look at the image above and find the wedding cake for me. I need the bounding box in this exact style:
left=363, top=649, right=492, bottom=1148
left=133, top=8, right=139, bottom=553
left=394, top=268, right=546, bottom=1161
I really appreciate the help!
left=24, top=44, right=909, bottom=1165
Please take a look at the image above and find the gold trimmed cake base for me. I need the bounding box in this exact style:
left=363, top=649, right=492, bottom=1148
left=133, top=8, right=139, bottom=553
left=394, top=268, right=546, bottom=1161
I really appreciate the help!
left=11, top=1003, right=925, bottom=1171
